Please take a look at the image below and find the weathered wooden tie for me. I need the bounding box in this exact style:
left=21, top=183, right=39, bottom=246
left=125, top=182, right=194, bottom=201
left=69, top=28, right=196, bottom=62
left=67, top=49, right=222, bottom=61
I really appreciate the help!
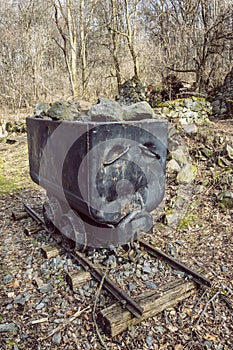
left=24, top=224, right=43, bottom=236
left=99, top=270, right=210, bottom=337
left=66, top=270, right=92, bottom=290
left=12, top=211, right=28, bottom=221
left=41, top=244, right=64, bottom=259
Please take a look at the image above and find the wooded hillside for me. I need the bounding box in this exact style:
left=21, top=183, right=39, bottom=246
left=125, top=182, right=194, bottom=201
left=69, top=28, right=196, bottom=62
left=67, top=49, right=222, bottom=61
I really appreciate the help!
left=0, top=0, right=232, bottom=111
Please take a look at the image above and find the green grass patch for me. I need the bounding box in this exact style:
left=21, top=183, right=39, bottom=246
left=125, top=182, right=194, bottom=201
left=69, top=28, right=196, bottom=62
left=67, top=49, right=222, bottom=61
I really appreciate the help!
left=0, top=141, right=34, bottom=195
left=0, top=159, right=22, bottom=194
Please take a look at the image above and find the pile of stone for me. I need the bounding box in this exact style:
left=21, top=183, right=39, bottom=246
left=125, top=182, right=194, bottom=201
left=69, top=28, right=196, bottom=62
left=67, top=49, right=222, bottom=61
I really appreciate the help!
left=0, top=120, right=26, bottom=138
left=34, top=98, right=155, bottom=122
left=164, top=125, right=196, bottom=228
left=116, top=76, right=147, bottom=105
left=34, top=100, right=91, bottom=121
left=157, top=97, right=212, bottom=126
left=212, top=67, right=233, bottom=118
left=145, top=85, right=163, bottom=108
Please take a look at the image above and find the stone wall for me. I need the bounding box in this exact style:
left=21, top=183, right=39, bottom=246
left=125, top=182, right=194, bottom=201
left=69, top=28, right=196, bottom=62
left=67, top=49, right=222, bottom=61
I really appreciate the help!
left=212, top=67, right=233, bottom=118
left=156, top=97, right=212, bottom=126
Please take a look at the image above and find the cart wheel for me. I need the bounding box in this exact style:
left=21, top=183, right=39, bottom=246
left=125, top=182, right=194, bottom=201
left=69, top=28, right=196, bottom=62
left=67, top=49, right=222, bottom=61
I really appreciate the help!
left=60, top=211, right=87, bottom=251
left=43, top=197, right=62, bottom=234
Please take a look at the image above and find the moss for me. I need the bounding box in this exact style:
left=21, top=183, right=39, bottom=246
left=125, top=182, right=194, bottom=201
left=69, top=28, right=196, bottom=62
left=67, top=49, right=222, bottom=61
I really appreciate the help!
left=158, top=96, right=208, bottom=108
left=178, top=212, right=198, bottom=231
left=192, top=96, right=207, bottom=102
left=54, top=274, right=64, bottom=285
left=6, top=339, right=18, bottom=350
left=157, top=99, right=183, bottom=108
left=165, top=207, right=174, bottom=216
left=31, top=238, right=40, bottom=247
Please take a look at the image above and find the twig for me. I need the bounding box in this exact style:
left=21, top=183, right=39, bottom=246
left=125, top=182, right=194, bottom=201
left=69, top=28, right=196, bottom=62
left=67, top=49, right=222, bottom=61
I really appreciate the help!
left=219, top=293, right=233, bottom=310
left=211, top=299, right=217, bottom=321
left=190, top=289, right=208, bottom=321
left=193, top=291, right=220, bottom=328
left=93, top=271, right=109, bottom=350
left=39, top=306, right=90, bottom=341
left=31, top=318, right=48, bottom=325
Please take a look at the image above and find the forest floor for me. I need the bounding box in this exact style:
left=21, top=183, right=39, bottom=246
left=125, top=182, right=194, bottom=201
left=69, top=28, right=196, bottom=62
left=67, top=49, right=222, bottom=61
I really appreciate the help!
left=0, top=117, right=232, bottom=350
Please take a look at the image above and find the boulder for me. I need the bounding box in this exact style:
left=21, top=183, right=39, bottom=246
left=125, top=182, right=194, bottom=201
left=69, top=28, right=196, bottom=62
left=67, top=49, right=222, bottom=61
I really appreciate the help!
left=88, top=98, right=124, bottom=121
left=217, top=191, right=233, bottom=209
left=34, top=102, right=50, bottom=117
left=88, top=98, right=154, bottom=122
left=158, top=97, right=211, bottom=125
left=176, top=163, right=197, bottom=184
left=167, top=159, right=181, bottom=173
left=0, top=323, right=18, bottom=333
left=182, top=124, right=198, bottom=134
left=170, top=147, right=189, bottom=165
left=76, top=100, right=92, bottom=113
left=166, top=211, right=183, bottom=229
left=47, top=100, right=80, bottom=121
left=122, top=101, right=155, bottom=121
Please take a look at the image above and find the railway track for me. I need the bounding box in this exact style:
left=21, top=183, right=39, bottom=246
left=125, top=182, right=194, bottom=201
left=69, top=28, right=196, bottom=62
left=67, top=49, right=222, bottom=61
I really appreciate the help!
left=13, top=202, right=211, bottom=321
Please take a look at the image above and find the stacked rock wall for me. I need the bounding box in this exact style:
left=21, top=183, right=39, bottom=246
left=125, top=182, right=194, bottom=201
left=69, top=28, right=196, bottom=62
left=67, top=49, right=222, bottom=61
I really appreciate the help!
left=156, top=97, right=212, bottom=125
left=212, top=67, right=233, bottom=118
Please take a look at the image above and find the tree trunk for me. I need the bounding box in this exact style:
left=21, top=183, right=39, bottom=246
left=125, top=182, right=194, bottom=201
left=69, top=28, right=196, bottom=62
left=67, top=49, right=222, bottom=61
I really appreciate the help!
left=80, top=0, right=87, bottom=97
left=67, top=0, right=78, bottom=97
left=111, top=0, right=121, bottom=92
left=124, top=0, right=139, bottom=78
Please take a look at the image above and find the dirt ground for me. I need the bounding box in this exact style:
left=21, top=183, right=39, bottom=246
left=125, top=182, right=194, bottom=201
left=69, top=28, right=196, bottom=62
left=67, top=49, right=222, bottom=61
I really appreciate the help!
left=0, top=118, right=232, bottom=350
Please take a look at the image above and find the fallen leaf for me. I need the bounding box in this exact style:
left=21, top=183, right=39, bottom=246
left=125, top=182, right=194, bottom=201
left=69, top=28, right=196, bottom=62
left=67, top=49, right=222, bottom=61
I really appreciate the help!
left=174, top=345, right=183, bottom=350
left=84, top=313, right=89, bottom=321
left=85, top=323, right=91, bottom=331
left=8, top=279, right=20, bottom=289
left=167, top=325, right=178, bottom=332
left=66, top=310, right=73, bottom=316
left=204, top=333, right=217, bottom=341
left=226, top=144, right=233, bottom=159
left=81, top=328, right=86, bottom=336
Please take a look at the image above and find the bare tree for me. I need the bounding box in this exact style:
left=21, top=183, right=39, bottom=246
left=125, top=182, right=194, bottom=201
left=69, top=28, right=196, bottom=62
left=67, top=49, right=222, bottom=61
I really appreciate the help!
left=0, top=0, right=58, bottom=110
left=0, top=0, right=232, bottom=112
left=143, top=0, right=233, bottom=92
left=52, top=0, right=78, bottom=97
left=110, top=0, right=122, bottom=90
left=106, top=0, right=141, bottom=79
left=123, top=0, right=140, bottom=78
left=79, top=0, right=100, bottom=97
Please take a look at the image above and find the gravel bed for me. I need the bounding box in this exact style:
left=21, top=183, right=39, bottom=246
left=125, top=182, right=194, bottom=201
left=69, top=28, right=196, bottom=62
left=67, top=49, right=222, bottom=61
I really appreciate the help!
left=1, top=119, right=233, bottom=349
left=1, top=189, right=232, bottom=349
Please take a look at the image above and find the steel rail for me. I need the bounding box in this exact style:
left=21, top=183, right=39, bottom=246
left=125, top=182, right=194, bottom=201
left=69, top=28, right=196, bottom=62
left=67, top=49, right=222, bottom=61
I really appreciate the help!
left=23, top=202, right=46, bottom=229
left=22, top=202, right=143, bottom=318
left=138, top=239, right=211, bottom=288
left=70, top=250, right=143, bottom=318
